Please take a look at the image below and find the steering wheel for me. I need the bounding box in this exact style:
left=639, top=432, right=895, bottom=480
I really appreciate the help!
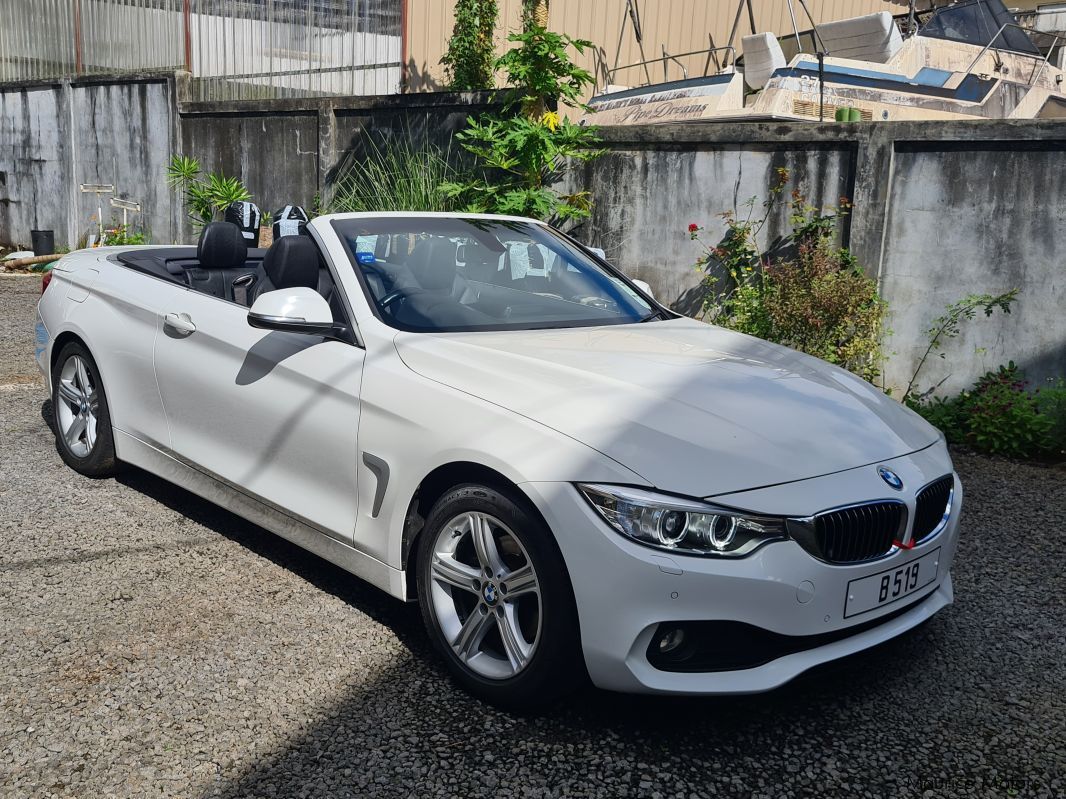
left=379, top=289, right=408, bottom=309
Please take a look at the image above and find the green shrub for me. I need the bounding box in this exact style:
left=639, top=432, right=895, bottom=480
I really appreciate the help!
left=439, top=25, right=603, bottom=222
left=689, top=173, right=885, bottom=382
left=102, top=223, right=148, bottom=246
left=912, top=362, right=1054, bottom=459
left=1035, top=378, right=1066, bottom=455
left=902, top=290, right=1018, bottom=404
left=166, top=154, right=251, bottom=228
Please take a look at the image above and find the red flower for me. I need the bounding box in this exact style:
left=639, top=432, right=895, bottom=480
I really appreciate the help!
left=688, top=223, right=699, bottom=233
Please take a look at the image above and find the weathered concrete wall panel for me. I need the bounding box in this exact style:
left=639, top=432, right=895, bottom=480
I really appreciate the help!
left=72, top=80, right=176, bottom=244
left=0, top=86, right=69, bottom=249
left=181, top=111, right=320, bottom=226
left=0, top=78, right=174, bottom=248
left=881, top=142, right=1066, bottom=393
left=577, top=121, right=1066, bottom=392
left=573, top=144, right=852, bottom=313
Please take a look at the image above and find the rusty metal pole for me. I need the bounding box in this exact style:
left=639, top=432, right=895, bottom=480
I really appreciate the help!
left=182, top=0, right=192, bottom=73
left=73, top=0, right=83, bottom=75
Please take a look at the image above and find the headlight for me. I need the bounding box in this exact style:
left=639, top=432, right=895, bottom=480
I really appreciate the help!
left=577, top=483, right=786, bottom=557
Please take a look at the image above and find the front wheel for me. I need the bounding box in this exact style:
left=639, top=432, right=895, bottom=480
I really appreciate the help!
left=416, top=484, right=583, bottom=711
left=50, top=342, right=120, bottom=477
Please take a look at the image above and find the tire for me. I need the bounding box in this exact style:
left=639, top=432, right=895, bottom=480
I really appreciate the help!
left=50, top=341, right=120, bottom=477
left=416, top=483, right=583, bottom=712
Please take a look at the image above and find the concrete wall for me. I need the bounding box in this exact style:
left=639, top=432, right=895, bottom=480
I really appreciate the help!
left=0, top=74, right=490, bottom=247
left=178, top=89, right=492, bottom=237
left=0, top=76, right=178, bottom=248
left=1, top=73, right=1061, bottom=393
left=574, top=120, right=1066, bottom=393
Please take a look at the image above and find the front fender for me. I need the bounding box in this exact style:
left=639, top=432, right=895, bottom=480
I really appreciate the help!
left=353, top=343, right=647, bottom=571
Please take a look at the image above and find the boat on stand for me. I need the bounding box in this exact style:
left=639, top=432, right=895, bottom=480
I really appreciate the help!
left=582, top=0, right=1066, bottom=124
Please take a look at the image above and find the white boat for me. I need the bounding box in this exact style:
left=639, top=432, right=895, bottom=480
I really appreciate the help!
left=583, top=0, right=1066, bottom=124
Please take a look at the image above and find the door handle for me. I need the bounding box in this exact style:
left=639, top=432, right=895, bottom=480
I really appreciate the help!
left=163, top=312, right=196, bottom=335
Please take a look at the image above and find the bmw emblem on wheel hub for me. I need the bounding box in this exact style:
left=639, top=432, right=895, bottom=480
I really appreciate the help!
left=877, top=466, right=903, bottom=490
left=482, top=582, right=499, bottom=605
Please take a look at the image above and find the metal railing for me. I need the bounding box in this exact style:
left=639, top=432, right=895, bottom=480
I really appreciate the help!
left=962, top=22, right=1063, bottom=87
left=0, top=0, right=402, bottom=100
left=595, top=43, right=736, bottom=93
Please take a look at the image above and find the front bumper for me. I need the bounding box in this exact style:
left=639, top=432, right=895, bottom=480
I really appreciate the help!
left=523, top=442, right=961, bottom=695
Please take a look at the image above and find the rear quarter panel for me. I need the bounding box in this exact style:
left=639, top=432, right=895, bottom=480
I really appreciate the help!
left=42, top=249, right=174, bottom=450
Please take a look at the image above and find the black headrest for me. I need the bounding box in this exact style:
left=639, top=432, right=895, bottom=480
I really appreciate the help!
left=526, top=244, right=545, bottom=270
left=197, top=222, right=248, bottom=269
left=407, top=239, right=457, bottom=292
left=264, top=235, right=319, bottom=290
left=464, top=241, right=503, bottom=282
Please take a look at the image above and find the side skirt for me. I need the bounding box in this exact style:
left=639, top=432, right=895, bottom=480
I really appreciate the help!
left=114, top=429, right=403, bottom=599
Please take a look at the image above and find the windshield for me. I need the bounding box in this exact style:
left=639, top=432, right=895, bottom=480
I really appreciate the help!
left=919, top=0, right=1040, bottom=56
left=332, top=216, right=656, bottom=332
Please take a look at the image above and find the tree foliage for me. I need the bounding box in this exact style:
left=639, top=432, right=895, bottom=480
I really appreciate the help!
left=440, top=0, right=499, bottom=91
left=440, top=26, right=603, bottom=222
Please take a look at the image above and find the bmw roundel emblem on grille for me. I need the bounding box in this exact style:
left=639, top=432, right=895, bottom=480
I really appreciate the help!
left=877, top=466, right=904, bottom=490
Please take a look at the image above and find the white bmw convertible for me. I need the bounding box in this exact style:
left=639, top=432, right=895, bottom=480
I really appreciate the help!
left=36, top=213, right=960, bottom=710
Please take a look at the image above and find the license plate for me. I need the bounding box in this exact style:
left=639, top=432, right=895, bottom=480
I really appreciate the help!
left=844, top=548, right=941, bottom=618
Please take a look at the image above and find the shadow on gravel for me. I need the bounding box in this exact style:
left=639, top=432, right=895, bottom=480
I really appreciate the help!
left=197, top=629, right=938, bottom=799
left=115, top=466, right=428, bottom=651
left=42, top=403, right=949, bottom=798
left=100, top=466, right=942, bottom=799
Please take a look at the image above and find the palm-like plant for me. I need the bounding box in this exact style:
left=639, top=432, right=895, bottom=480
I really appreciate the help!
left=166, top=154, right=252, bottom=228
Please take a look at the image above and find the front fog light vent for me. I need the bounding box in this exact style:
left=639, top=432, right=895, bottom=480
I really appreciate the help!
left=657, top=626, right=686, bottom=653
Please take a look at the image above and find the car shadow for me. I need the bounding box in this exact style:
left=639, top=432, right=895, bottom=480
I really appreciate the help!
left=103, top=443, right=937, bottom=728
left=41, top=401, right=944, bottom=798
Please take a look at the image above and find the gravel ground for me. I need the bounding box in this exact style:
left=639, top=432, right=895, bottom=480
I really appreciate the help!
left=1, top=273, right=1064, bottom=798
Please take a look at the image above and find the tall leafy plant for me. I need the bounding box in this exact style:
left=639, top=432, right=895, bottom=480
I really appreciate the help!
left=441, top=0, right=499, bottom=90
left=166, top=154, right=251, bottom=227
left=440, top=25, right=603, bottom=222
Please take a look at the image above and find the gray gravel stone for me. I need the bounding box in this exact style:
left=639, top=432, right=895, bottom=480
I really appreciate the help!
left=1, top=275, right=1064, bottom=798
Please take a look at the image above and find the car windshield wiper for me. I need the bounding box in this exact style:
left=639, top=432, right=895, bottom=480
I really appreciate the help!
left=639, top=310, right=664, bottom=322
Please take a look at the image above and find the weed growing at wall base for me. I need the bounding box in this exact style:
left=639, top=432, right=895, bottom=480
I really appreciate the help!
left=911, top=363, right=1056, bottom=459
left=688, top=171, right=885, bottom=382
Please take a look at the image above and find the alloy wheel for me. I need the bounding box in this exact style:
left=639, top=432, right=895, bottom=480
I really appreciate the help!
left=56, top=355, right=99, bottom=458
left=428, top=511, right=542, bottom=680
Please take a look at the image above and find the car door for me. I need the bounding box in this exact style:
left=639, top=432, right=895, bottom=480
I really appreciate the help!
left=152, top=288, right=364, bottom=544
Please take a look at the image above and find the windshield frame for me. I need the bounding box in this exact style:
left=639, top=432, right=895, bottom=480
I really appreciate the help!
left=331, top=215, right=670, bottom=334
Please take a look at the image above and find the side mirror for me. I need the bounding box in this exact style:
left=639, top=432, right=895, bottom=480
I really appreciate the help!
left=587, top=246, right=607, bottom=260
left=247, top=287, right=344, bottom=337
left=632, top=278, right=655, bottom=300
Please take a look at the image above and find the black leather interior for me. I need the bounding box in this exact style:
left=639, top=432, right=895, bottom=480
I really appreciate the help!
left=198, top=221, right=248, bottom=268
left=406, top=239, right=458, bottom=292
left=256, top=235, right=320, bottom=297
left=389, top=238, right=493, bottom=328
left=254, top=235, right=345, bottom=322
left=463, top=241, right=504, bottom=283
left=185, top=222, right=262, bottom=303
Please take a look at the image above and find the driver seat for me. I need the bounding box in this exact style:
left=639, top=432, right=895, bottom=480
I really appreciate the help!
left=253, top=236, right=344, bottom=320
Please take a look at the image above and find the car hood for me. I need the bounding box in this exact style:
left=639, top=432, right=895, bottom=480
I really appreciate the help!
left=393, top=318, right=939, bottom=497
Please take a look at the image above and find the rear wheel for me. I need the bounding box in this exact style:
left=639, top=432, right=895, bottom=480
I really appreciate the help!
left=416, top=484, right=583, bottom=711
left=51, top=342, right=120, bottom=477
